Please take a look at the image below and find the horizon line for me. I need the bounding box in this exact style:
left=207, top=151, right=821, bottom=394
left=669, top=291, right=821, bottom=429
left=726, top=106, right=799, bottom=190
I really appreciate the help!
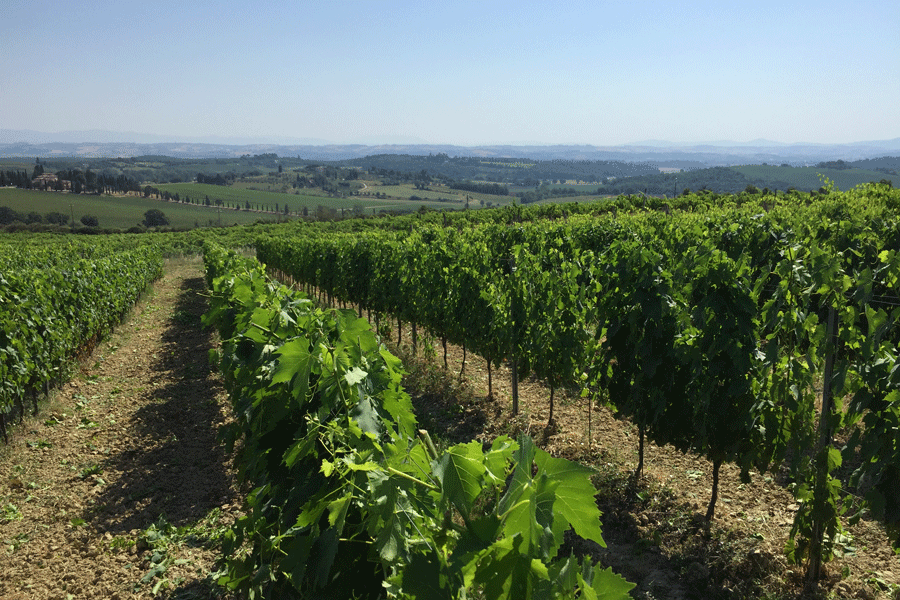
left=2, top=128, right=900, bottom=149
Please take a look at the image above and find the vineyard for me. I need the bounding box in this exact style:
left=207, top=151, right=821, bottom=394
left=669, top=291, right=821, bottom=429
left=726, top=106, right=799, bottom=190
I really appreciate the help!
left=1, top=185, right=900, bottom=598
left=250, top=182, right=900, bottom=594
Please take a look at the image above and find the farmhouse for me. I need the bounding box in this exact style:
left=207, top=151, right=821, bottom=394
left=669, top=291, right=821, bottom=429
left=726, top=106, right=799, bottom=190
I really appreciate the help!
left=31, top=173, right=72, bottom=191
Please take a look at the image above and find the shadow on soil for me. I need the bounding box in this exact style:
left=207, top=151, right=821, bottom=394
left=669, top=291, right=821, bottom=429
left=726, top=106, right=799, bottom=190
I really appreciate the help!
left=400, top=353, right=494, bottom=446
left=90, top=276, right=236, bottom=534
left=565, top=458, right=794, bottom=600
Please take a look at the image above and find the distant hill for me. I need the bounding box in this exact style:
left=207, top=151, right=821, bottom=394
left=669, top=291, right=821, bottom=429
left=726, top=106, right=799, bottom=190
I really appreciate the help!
left=0, top=129, right=334, bottom=146
left=2, top=129, right=899, bottom=167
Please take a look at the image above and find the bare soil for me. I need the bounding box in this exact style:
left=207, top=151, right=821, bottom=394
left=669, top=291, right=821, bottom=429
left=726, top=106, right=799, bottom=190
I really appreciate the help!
left=0, top=258, right=241, bottom=600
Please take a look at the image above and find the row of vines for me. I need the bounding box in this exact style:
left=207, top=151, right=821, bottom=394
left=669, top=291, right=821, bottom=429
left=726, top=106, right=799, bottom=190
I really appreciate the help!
left=202, top=241, right=634, bottom=599
left=0, top=238, right=163, bottom=441
left=255, top=182, right=900, bottom=583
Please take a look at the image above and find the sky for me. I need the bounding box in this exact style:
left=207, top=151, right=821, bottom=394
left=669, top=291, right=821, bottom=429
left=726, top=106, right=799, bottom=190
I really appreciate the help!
left=2, top=0, right=898, bottom=146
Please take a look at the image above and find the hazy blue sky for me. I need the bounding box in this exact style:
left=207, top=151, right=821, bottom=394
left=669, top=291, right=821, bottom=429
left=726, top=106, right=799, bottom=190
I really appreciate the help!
left=2, top=0, right=898, bottom=145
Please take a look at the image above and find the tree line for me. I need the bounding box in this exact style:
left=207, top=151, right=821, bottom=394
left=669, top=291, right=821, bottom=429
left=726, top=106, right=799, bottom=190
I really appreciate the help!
left=515, top=183, right=591, bottom=203
left=0, top=165, right=141, bottom=195
left=196, top=172, right=232, bottom=185
left=448, top=181, right=509, bottom=195
left=0, top=205, right=99, bottom=229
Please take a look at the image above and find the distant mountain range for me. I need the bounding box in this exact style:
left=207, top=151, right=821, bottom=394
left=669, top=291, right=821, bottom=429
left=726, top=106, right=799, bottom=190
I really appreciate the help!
left=2, top=129, right=899, bottom=167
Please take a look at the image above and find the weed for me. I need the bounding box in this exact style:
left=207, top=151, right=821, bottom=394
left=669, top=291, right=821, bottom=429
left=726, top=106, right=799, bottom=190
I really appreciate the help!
left=4, top=532, right=29, bottom=553
left=79, top=464, right=103, bottom=479
left=133, top=509, right=229, bottom=594
left=2, top=502, right=22, bottom=523
left=77, top=416, right=99, bottom=429
left=866, top=571, right=894, bottom=593
left=110, top=536, right=136, bottom=551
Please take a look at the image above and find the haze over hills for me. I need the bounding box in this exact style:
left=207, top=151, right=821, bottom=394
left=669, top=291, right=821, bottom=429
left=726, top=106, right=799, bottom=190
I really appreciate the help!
left=1, top=129, right=899, bottom=167
left=0, top=129, right=336, bottom=147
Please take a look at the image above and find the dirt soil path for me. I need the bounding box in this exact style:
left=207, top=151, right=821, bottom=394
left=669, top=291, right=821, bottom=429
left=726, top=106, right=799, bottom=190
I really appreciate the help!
left=0, top=258, right=241, bottom=600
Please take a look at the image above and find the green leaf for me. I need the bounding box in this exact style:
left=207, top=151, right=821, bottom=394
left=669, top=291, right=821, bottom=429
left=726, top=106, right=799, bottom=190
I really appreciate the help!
left=471, top=534, right=543, bottom=600
left=502, top=469, right=559, bottom=558
left=494, top=436, right=562, bottom=558
left=827, top=446, right=842, bottom=472
left=351, top=394, right=383, bottom=437
left=453, top=514, right=502, bottom=561
left=499, top=436, right=537, bottom=518
left=382, top=387, right=417, bottom=440
left=272, top=337, right=311, bottom=398
left=327, top=493, right=351, bottom=527
left=385, top=439, right=432, bottom=482
left=341, top=316, right=379, bottom=354
left=374, top=501, right=405, bottom=562
left=580, top=563, right=636, bottom=600
left=379, top=348, right=404, bottom=373
left=346, top=461, right=379, bottom=472
left=433, top=440, right=486, bottom=518
left=367, top=468, right=416, bottom=564
left=344, top=366, right=368, bottom=387
left=282, top=434, right=316, bottom=469
left=484, top=435, right=517, bottom=485
left=534, top=447, right=606, bottom=548
left=398, top=549, right=452, bottom=600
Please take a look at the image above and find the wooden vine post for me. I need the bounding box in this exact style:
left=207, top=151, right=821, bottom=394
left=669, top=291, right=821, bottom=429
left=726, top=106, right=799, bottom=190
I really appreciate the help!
left=807, top=304, right=839, bottom=585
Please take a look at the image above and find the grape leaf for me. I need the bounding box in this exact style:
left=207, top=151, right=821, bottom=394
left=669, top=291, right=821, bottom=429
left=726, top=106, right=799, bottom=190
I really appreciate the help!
left=535, top=447, right=605, bottom=548
left=432, top=440, right=486, bottom=518
left=580, top=563, right=636, bottom=600
left=344, top=366, right=368, bottom=386
left=272, top=337, right=311, bottom=397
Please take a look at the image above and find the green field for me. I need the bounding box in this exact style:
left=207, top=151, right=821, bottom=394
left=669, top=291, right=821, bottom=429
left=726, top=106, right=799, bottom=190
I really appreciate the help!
left=230, top=181, right=333, bottom=196
left=154, top=182, right=350, bottom=210
left=0, top=188, right=285, bottom=229
left=156, top=182, right=465, bottom=214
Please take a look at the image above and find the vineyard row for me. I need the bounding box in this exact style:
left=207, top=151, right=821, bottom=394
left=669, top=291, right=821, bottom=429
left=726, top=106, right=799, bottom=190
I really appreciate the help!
left=201, top=241, right=635, bottom=599
left=0, top=240, right=163, bottom=440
